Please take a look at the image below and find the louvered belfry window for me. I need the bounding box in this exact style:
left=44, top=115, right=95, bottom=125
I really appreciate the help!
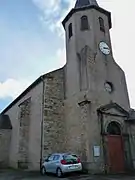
left=81, top=16, right=89, bottom=31
left=99, top=17, right=105, bottom=32
left=68, top=23, right=73, bottom=39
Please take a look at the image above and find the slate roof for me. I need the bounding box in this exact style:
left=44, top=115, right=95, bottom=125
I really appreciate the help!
left=75, top=0, right=99, bottom=9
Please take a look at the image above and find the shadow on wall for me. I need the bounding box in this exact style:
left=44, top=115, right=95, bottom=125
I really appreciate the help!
left=0, top=114, right=12, bottom=168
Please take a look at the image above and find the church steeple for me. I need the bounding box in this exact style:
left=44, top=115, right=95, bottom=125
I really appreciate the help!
left=62, top=0, right=112, bottom=98
left=62, top=0, right=111, bottom=29
left=75, top=0, right=99, bottom=9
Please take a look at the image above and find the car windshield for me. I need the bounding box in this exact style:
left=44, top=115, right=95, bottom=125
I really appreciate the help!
left=63, top=154, right=78, bottom=164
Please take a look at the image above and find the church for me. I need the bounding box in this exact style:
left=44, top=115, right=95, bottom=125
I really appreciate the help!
left=1, top=0, right=135, bottom=174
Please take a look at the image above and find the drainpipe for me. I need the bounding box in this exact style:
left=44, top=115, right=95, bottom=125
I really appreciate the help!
left=40, top=76, right=45, bottom=170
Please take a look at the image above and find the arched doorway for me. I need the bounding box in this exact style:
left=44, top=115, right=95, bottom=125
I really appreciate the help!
left=106, top=121, right=125, bottom=173
left=107, top=121, right=121, bottom=135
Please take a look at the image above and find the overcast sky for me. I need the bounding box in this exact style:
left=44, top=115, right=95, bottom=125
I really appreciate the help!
left=0, top=0, right=134, bottom=111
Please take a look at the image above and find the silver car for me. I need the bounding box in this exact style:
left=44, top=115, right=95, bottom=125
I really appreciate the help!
left=41, top=153, right=82, bottom=178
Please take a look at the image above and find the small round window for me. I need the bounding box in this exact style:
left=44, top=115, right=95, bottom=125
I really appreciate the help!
left=104, top=82, right=113, bottom=93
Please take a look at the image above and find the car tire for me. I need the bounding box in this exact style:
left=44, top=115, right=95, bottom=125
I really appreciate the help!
left=41, top=166, right=46, bottom=176
left=56, top=168, right=63, bottom=178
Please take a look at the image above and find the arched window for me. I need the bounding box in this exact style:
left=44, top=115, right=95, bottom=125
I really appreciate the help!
left=107, top=122, right=121, bottom=135
left=68, top=23, right=73, bottom=39
left=81, top=16, right=89, bottom=31
left=99, top=17, right=105, bottom=32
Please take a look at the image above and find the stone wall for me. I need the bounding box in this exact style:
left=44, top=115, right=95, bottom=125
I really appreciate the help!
left=0, top=130, right=11, bottom=168
left=64, top=96, right=104, bottom=173
left=64, top=98, right=91, bottom=158
left=18, top=98, right=31, bottom=169
left=3, top=80, right=43, bottom=170
left=43, top=68, right=65, bottom=157
left=127, top=123, right=135, bottom=169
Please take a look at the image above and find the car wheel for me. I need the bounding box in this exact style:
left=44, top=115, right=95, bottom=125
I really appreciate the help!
left=41, top=166, right=46, bottom=176
left=56, top=168, right=63, bottom=178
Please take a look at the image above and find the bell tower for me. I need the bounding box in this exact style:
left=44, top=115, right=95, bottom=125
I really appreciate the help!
left=62, top=0, right=129, bottom=110
left=62, top=0, right=131, bottom=173
left=62, top=0, right=113, bottom=98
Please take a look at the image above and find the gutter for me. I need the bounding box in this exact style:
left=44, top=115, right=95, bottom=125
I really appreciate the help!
left=40, top=76, right=45, bottom=169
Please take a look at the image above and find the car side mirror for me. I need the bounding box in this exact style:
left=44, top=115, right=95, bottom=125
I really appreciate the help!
left=45, top=159, right=49, bottom=162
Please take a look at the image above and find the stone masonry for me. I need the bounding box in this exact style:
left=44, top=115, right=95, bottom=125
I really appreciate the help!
left=0, top=130, right=11, bottom=168
left=43, top=68, right=65, bottom=157
left=18, top=98, right=31, bottom=169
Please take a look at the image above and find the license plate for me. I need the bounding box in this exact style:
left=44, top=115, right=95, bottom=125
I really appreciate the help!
left=69, top=165, right=78, bottom=169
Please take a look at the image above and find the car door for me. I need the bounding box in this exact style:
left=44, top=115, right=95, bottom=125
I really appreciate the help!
left=52, top=155, right=60, bottom=173
left=45, top=155, right=54, bottom=173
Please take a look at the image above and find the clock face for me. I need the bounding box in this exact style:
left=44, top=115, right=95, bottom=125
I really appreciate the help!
left=105, top=82, right=113, bottom=93
left=99, top=41, right=110, bottom=55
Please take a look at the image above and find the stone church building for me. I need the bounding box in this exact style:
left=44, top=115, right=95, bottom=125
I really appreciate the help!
left=1, top=0, right=135, bottom=174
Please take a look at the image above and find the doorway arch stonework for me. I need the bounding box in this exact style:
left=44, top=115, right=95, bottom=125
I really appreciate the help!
left=107, top=121, right=121, bottom=135
left=104, top=119, right=125, bottom=136
left=97, top=103, right=132, bottom=173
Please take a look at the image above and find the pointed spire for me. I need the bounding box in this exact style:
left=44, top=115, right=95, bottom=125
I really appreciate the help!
left=75, top=0, right=99, bottom=9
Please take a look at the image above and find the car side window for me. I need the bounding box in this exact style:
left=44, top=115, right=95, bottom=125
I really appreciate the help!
left=53, top=155, right=60, bottom=161
left=48, top=155, right=54, bottom=161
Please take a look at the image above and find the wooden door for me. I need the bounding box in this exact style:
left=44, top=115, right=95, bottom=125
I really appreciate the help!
left=107, top=135, right=125, bottom=173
